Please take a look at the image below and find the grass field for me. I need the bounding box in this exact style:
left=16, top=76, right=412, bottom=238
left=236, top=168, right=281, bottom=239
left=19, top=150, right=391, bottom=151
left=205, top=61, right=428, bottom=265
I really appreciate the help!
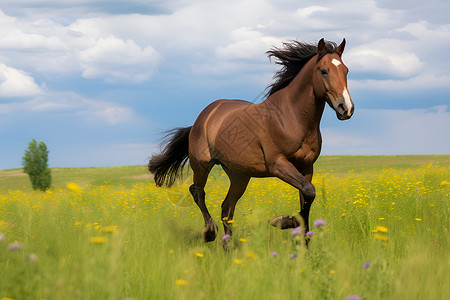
left=0, top=155, right=449, bottom=299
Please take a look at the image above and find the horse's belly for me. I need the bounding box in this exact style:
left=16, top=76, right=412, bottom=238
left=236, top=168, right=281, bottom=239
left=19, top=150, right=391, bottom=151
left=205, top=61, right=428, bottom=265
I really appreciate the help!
left=212, top=137, right=268, bottom=176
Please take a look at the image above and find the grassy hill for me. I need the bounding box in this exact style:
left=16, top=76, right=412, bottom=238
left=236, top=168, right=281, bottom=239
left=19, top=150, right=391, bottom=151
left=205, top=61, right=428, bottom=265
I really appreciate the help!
left=1, top=155, right=448, bottom=192
left=0, top=155, right=449, bottom=299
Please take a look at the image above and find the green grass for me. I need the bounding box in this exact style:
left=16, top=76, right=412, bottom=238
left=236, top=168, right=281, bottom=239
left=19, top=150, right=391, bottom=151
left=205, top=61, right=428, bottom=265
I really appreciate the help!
left=0, top=155, right=449, bottom=299
left=0, top=165, right=151, bottom=192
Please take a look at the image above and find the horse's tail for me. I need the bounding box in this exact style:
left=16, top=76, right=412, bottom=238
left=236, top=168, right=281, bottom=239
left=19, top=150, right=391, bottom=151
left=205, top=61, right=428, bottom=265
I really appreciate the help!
left=148, top=126, right=192, bottom=187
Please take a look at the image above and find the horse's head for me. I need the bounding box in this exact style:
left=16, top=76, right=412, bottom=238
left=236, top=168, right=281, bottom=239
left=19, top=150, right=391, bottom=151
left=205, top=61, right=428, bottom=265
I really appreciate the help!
left=313, top=38, right=354, bottom=120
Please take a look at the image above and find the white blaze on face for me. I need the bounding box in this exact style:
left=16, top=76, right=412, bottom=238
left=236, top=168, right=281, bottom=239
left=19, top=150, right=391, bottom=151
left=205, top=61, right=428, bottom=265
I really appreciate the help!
left=342, top=88, right=352, bottom=109
left=331, top=58, right=341, bottom=67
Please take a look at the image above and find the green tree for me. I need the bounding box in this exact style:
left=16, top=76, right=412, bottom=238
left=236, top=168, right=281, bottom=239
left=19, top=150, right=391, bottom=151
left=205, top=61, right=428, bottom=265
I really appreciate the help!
left=22, top=138, right=51, bottom=191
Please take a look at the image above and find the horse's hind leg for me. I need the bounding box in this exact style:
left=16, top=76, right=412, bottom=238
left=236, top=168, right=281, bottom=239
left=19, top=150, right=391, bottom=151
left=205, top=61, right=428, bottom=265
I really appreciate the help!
left=189, top=160, right=218, bottom=242
left=221, top=170, right=250, bottom=240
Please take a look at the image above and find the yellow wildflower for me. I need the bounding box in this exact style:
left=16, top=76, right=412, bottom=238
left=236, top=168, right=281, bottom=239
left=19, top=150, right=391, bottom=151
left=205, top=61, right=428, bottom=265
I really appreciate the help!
left=101, top=226, right=117, bottom=233
left=90, top=236, right=107, bottom=244
left=66, top=182, right=82, bottom=193
left=375, top=234, right=388, bottom=241
left=234, top=259, right=243, bottom=265
left=175, top=279, right=188, bottom=286
left=239, top=238, right=247, bottom=242
left=375, top=226, right=388, bottom=233
left=195, top=252, right=204, bottom=258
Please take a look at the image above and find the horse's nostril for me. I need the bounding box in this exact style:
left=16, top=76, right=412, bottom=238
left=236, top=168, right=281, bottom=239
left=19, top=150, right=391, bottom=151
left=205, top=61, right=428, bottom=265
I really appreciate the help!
left=338, top=103, right=345, bottom=114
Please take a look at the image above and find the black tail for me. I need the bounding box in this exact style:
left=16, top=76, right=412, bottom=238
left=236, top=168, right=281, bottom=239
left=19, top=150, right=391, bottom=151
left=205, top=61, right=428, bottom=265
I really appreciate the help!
left=148, top=126, right=192, bottom=187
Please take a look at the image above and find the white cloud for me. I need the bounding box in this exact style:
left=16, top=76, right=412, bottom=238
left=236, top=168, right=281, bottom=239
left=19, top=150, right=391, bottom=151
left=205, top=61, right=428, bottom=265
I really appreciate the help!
left=216, top=27, right=279, bottom=61
left=77, top=36, right=160, bottom=82
left=0, top=63, right=43, bottom=97
left=87, top=103, right=134, bottom=125
left=0, top=91, right=134, bottom=125
left=0, top=1, right=447, bottom=90
left=0, top=0, right=450, bottom=169
left=346, top=41, right=424, bottom=78
left=396, top=21, right=450, bottom=41
left=295, top=6, right=330, bottom=18
left=0, top=9, right=162, bottom=83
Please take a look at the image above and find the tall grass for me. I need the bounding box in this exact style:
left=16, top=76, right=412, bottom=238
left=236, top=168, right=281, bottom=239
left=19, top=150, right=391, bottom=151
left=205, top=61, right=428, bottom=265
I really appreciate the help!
left=0, top=156, right=449, bottom=299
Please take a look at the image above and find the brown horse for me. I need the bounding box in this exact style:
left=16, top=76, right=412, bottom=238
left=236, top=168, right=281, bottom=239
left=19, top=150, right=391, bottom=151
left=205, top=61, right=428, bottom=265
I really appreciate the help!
left=148, top=38, right=354, bottom=243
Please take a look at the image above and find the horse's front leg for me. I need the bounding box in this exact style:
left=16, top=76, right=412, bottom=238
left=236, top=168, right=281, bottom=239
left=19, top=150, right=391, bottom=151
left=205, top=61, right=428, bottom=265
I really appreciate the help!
left=268, top=156, right=315, bottom=230
left=299, top=168, right=314, bottom=235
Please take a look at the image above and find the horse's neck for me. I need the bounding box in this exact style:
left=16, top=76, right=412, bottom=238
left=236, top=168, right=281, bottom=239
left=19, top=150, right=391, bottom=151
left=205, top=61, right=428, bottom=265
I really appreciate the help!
left=266, top=58, right=325, bottom=130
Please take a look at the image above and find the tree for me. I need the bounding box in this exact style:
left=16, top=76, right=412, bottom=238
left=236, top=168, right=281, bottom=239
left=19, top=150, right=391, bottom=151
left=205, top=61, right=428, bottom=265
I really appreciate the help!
left=22, top=139, right=51, bottom=191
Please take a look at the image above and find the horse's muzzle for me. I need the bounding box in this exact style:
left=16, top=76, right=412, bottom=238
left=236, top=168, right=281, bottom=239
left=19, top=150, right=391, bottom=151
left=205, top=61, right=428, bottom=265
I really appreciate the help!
left=336, top=103, right=354, bottom=120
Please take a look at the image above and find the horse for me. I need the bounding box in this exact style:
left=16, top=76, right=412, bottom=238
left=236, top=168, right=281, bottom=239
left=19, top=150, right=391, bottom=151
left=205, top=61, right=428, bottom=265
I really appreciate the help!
left=148, top=38, right=354, bottom=244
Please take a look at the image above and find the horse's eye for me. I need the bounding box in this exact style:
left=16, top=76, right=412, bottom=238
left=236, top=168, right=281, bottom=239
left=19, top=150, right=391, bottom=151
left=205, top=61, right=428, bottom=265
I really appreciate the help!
left=321, top=69, right=329, bottom=76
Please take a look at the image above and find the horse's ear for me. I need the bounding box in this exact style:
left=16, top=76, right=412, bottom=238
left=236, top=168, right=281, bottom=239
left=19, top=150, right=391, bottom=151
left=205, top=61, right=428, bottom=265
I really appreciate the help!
left=336, top=38, right=346, bottom=56
left=317, top=38, right=325, bottom=55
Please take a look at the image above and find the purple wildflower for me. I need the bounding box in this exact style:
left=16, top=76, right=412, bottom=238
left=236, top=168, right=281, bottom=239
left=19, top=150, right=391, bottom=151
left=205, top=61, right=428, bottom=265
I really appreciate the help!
left=306, top=231, right=315, bottom=236
left=346, top=295, right=362, bottom=300
left=8, top=242, right=22, bottom=251
left=362, top=262, right=371, bottom=269
left=314, top=219, right=326, bottom=227
left=291, top=226, right=302, bottom=236
left=222, top=234, right=231, bottom=241
left=290, top=253, right=297, bottom=259
left=271, top=252, right=278, bottom=257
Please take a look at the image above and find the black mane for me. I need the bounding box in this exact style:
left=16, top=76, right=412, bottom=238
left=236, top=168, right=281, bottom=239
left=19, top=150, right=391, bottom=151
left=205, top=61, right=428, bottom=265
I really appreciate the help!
left=265, top=40, right=337, bottom=97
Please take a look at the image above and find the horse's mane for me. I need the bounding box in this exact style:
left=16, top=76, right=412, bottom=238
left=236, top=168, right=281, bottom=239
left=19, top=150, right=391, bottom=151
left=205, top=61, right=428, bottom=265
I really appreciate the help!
left=265, top=40, right=337, bottom=97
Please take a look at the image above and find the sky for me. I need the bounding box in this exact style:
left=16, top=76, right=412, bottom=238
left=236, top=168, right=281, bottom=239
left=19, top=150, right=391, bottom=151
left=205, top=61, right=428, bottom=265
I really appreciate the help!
left=0, top=0, right=449, bottom=169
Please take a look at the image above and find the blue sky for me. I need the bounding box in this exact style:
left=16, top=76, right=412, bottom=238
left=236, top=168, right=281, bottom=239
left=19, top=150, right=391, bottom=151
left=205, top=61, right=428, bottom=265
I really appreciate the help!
left=0, top=0, right=449, bottom=169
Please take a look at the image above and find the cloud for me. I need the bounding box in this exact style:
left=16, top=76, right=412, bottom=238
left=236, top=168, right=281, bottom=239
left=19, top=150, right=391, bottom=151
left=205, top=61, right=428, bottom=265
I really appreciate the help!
left=0, top=63, right=43, bottom=97
left=77, top=36, right=160, bottom=82
left=87, top=102, right=134, bottom=125
left=347, top=45, right=424, bottom=78
left=295, top=6, right=330, bottom=18
left=0, top=0, right=449, bottom=171
left=0, top=9, right=162, bottom=83
left=216, top=27, right=280, bottom=62
left=0, top=1, right=448, bottom=90
left=0, top=91, right=134, bottom=125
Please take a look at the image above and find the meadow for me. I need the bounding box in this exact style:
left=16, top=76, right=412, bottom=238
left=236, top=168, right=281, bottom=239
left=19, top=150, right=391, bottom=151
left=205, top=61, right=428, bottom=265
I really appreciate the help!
left=0, top=155, right=449, bottom=300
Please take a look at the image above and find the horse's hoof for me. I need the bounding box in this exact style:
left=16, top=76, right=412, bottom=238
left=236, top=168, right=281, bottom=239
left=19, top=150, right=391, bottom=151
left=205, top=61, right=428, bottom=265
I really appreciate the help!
left=269, top=215, right=295, bottom=229
left=202, top=223, right=218, bottom=242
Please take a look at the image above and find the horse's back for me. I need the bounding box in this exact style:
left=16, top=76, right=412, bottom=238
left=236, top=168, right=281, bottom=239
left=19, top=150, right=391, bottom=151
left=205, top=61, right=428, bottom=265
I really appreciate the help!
left=189, top=99, right=253, bottom=163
